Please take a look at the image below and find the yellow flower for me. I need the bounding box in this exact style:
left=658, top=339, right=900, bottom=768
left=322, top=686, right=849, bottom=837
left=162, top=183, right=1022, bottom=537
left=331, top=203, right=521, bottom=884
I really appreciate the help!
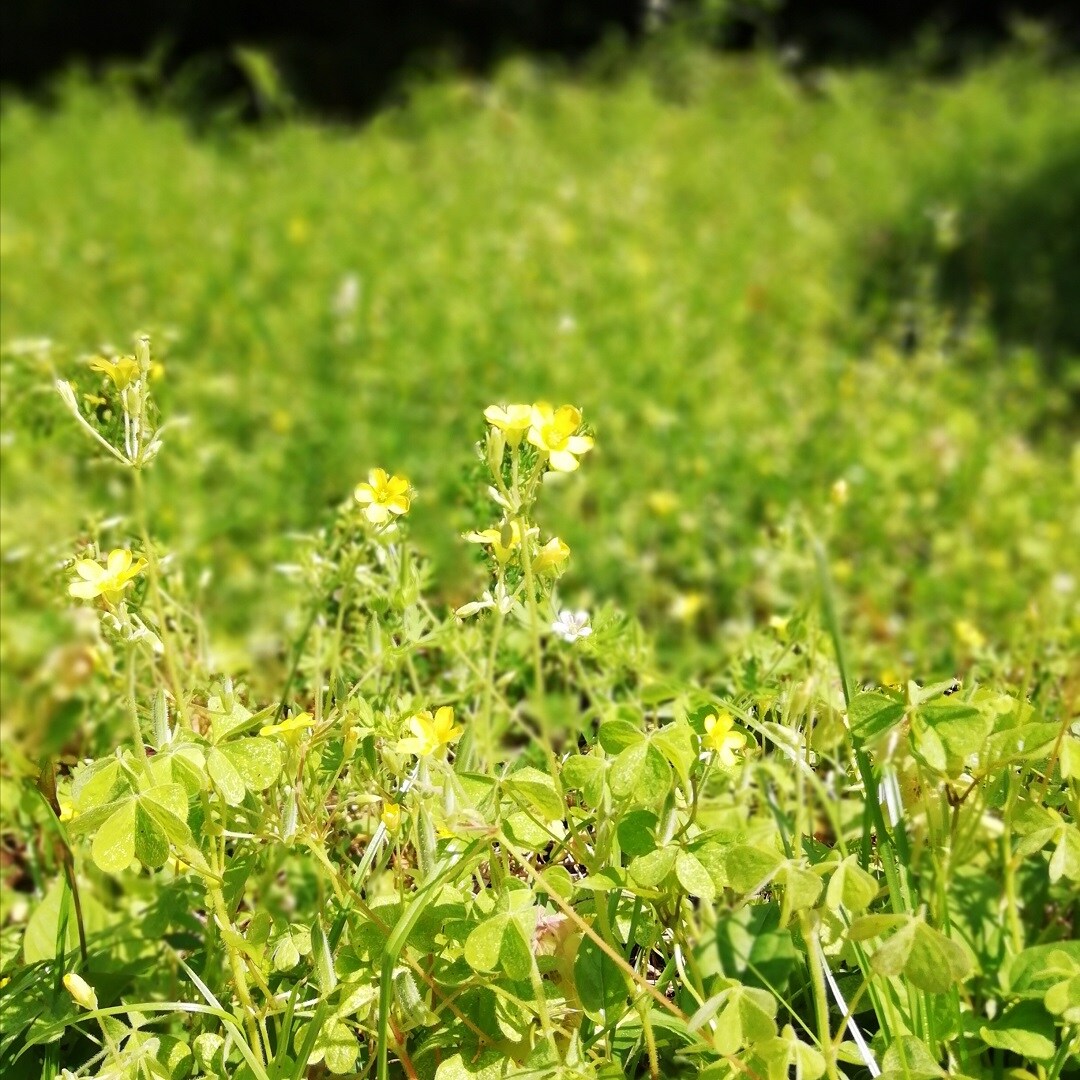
left=954, top=619, right=986, bottom=650
left=63, top=972, right=98, bottom=1011
left=89, top=355, right=140, bottom=389
left=703, top=712, right=747, bottom=767
left=380, top=803, right=402, bottom=832
left=669, top=591, right=705, bottom=623
left=354, top=469, right=411, bottom=524
left=57, top=792, right=77, bottom=823
left=533, top=536, right=570, bottom=574
left=397, top=706, right=463, bottom=758
left=260, top=712, right=313, bottom=743
left=647, top=490, right=679, bottom=516
left=484, top=404, right=533, bottom=446
left=465, top=521, right=534, bottom=563
left=68, top=549, right=147, bottom=606
left=527, top=403, right=594, bottom=472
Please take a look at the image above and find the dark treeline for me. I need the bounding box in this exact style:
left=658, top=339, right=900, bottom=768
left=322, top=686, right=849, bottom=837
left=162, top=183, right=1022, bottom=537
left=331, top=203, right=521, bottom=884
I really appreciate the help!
left=2, top=1, right=1077, bottom=116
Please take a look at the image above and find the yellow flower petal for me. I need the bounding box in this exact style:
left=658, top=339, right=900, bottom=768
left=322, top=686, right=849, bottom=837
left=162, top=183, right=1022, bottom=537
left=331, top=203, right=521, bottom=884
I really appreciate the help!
left=107, top=549, right=132, bottom=575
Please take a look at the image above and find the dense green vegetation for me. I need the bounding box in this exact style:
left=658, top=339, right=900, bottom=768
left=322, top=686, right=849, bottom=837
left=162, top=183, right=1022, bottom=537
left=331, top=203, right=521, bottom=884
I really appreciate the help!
left=0, top=45, right=1077, bottom=1080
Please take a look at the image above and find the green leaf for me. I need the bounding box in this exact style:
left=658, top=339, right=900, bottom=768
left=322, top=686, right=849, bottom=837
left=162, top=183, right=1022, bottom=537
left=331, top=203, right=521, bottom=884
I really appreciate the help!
left=598, top=719, right=643, bottom=754
left=1008, top=941, right=1080, bottom=993
left=133, top=802, right=170, bottom=869
left=500, top=912, right=535, bottom=982
left=760, top=1023, right=826, bottom=1080
left=985, top=723, right=1061, bottom=764
left=617, top=809, right=658, bottom=857
left=435, top=1050, right=517, bottom=1079
left=675, top=849, right=717, bottom=901
left=920, top=702, right=992, bottom=769
left=846, top=914, right=909, bottom=941
left=92, top=798, right=137, bottom=873
left=722, top=844, right=783, bottom=893
left=1044, top=974, right=1080, bottom=1023
left=880, top=1035, right=945, bottom=1079
left=71, top=757, right=128, bottom=813
left=139, top=790, right=194, bottom=849
left=504, top=766, right=563, bottom=822
left=630, top=846, right=678, bottom=888
left=825, top=855, right=879, bottom=913
left=22, top=880, right=110, bottom=963
left=871, top=918, right=970, bottom=993
left=464, top=910, right=535, bottom=981
left=708, top=984, right=778, bottom=1056
left=777, top=863, right=822, bottom=923
left=848, top=692, right=905, bottom=745
left=464, top=915, right=504, bottom=974
left=574, top=936, right=626, bottom=1024
left=219, top=737, right=282, bottom=792
left=207, top=746, right=246, bottom=805
left=652, top=720, right=696, bottom=791
left=561, top=754, right=605, bottom=807
left=609, top=742, right=670, bottom=804
left=296, top=1018, right=358, bottom=1074
left=206, top=695, right=255, bottom=741
left=1049, top=825, right=1080, bottom=883
left=980, top=1001, right=1057, bottom=1061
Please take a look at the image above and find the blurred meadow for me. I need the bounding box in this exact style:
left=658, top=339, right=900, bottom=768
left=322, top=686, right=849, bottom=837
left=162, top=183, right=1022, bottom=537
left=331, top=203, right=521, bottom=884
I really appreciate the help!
left=3, top=45, right=1078, bottom=712
left=2, top=23, right=1080, bottom=1080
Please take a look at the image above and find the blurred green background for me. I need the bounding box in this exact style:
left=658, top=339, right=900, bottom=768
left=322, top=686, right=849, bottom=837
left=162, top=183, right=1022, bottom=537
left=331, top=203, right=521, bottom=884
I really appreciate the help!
left=2, top=28, right=1078, bottom=732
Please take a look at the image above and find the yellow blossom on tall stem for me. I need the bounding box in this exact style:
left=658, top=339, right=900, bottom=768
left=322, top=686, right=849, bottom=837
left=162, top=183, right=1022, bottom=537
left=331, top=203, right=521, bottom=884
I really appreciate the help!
left=68, top=549, right=147, bottom=606
left=380, top=803, right=402, bottom=832
left=397, top=706, right=463, bottom=758
left=354, top=468, right=411, bottom=524
left=484, top=404, right=533, bottom=447
left=533, top=536, right=570, bottom=574
left=527, top=402, right=594, bottom=472
left=89, top=355, right=140, bottom=390
left=260, top=712, right=313, bottom=744
left=703, top=711, right=747, bottom=766
left=465, top=521, right=535, bottom=563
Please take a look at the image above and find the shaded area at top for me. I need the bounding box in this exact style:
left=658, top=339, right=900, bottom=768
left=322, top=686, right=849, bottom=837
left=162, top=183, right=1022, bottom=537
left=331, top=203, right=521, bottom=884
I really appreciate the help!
left=3, top=1, right=1079, bottom=118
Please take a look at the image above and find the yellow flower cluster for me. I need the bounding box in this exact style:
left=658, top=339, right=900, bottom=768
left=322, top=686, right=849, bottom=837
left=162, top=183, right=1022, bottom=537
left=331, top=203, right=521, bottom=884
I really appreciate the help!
left=354, top=468, right=411, bottom=524
left=465, top=523, right=569, bottom=574
left=396, top=706, right=463, bottom=758
left=703, top=711, right=747, bottom=767
left=485, top=401, right=594, bottom=472
left=68, top=549, right=146, bottom=606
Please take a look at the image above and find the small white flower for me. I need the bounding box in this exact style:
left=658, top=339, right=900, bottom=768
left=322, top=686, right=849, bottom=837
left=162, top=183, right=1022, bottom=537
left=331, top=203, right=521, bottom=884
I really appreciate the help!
left=551, top=610, right=592, bottom=643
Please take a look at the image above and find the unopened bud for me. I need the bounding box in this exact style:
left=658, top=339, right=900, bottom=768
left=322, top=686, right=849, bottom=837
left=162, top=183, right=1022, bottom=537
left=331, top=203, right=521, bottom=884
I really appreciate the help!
left=135, top=335, right=152, bottom=376
left=63, top=972, right=98, bottom=1011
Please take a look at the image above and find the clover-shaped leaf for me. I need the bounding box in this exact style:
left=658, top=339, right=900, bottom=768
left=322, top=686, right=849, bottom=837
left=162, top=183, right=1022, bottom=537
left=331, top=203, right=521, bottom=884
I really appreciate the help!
left=464, top=908, right=536, bottom=982
left=85, top=783, right=192, bottom=873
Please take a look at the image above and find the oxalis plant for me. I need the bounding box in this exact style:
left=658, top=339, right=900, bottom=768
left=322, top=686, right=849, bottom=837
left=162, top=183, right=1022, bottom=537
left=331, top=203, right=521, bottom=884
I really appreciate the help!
left=1, top=335, right=1078, bottom=1080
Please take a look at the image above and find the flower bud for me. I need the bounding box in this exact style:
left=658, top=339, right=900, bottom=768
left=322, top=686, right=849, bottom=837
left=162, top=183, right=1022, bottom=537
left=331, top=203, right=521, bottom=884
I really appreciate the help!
left=63, top=972, right=98, bottom=1011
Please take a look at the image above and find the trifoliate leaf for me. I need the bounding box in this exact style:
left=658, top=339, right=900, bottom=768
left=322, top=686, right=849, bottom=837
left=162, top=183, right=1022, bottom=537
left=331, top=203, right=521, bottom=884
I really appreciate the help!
left=629, top=846, right=678, bottom=889
left=675, top=849, right=717, bottom=901
left=206, top=746, right=246, bottom=806
left=825, top=855, right=879, bottom=914
left=504, top=767, right=563, bottom=823
left=608, top=742, right=670, bottom=804
left=848, top=692, right=905, bottom=745
left=218, top=737, right=281, bottom=792
left=92, top=798, right=137, bottom=873
left=722, top=844, right=783, bottom=893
